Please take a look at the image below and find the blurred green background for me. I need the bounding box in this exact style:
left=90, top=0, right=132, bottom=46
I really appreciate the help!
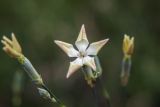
left=0, top=0, right=160, bottom=107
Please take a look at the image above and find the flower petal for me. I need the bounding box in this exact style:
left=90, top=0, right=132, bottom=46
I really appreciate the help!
left=76, top=40, right=89, bottom=53
left=11, top=33, right=22, bottom=54
left=76, top=24, right=88, bottom=43
left=54, top=40, right=79, bottom=57
left=128, top=37, right=134, bottom=54
left=66, top=58, right=83, bottom=78
left=83, top=56, right=96, bottom=71
left=123, top=34, right=129, bottom=53
left=75, top=24, right=89, bottom=52
left=3, top=36, right=12, bottom=46
left=123, top=34, right=134, bottom=55
left=86, top=39, right=109, bottom=55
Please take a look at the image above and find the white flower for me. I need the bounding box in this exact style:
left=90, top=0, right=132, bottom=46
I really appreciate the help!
left=54, top=24, right=109, bottom=78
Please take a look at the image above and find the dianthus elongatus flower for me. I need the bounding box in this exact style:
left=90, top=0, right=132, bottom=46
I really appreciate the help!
left=54, top=25, right=109, bottom=78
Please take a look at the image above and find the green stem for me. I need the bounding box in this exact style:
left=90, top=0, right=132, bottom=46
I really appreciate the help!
left=41, top=84, right=66, bottom=107
left=121, top=56, right=132, bottom=86
left=12, top=70, right=24, bottom=107
left=82, top=66, right=110, bottom=107
left=91, top=77, right=111, bottom=107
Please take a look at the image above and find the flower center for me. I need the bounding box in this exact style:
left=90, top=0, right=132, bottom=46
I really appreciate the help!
left=79, top=51, right=86, bottom=58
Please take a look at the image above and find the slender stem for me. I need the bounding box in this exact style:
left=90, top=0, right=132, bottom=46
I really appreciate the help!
left=91, top=77, right=111, bottom=107
left=82, top=66, right=110, bottom=107
left=121, top=56, right=132, bottom=86
left=121, top=86, right=130, bottom=107
left=41, top=84, right=66, bottom=107
left=91, top=82, right=99, bottom=106
left=12, top=70, right=24, bottom=107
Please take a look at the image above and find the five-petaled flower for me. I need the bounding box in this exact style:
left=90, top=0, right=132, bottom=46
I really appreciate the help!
left=54, top=24, right=109, bottom=78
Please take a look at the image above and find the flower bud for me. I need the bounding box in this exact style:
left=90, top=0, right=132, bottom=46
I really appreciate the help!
left=123, top=34, right=134, bottom=56
left=37, top=88, right=56, bottom=102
